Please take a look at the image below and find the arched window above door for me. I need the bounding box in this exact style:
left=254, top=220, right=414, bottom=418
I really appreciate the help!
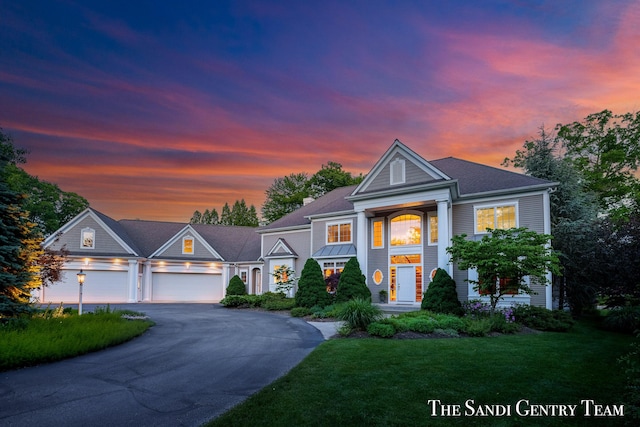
left=390, top=214, right=421, bottom=246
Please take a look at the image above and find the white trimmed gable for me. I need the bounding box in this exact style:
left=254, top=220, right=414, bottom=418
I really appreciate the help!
left=352, top=139, right=451, bottom=195
left=265, top=238, right=297, bottom=258
left=150, top=225, right=224, bottom=260
left=43, top=208, right=138, bottom=255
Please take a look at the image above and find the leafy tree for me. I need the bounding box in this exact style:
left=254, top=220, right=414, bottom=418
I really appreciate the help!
left=335, top=257, right=371, bottom=303
left=447, top=227, right=560, bottom=313
left=5, top=165, right=89, bottom=237
left=262, top=172, right=309, bottom=224
left=295, top=258, right=332, bottom=308
left=307, top=161, right=364, bottom=199
left=504, top=127, right=599, bottom=313
left=226, top=275, right=247, bottom=296
left=556, top=110, right=640, bottom=220
left=271, top=265, right=296, bottom=296
left=421, top=268, right=463, bottom=315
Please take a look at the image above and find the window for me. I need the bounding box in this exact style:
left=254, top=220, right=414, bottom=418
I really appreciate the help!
left=323, top=261, right=346, bottom=278
left=327, top=222, right=352, bottom=244
left=499, top=277, right=519, bottom=295
left=240, top=271, right=248, bottom=283
left=81, top=228, right=95, bottom=249
left=475, top=204, right=517, bottom=233
left=390, top=158, right=406, bottom=185
left=372, top=269, right=384, bottom=285
left=372, top=220, right=384, bottom=248
left=390, top=214, right=421, bottom=246
left=182, top=236, right=194, bottom=254
left=428, top=212, right=438, bottom=245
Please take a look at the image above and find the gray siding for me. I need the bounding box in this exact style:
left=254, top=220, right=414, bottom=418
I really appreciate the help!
left=261, top=229, right=311, bottom=290
left=519, top=194, right=545, bottom=233
left=311, top=216, right=357, bottom=254
left=365, top=154, right=437, bottom=193
left=49, top=216, right=131, bottom=255
left=366, top=216, right=388, bottom=296
left=157, top=234, right=214, bottom=259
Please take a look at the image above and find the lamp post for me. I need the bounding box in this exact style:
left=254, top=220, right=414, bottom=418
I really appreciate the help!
left=77, top=269, right=86, bottom=315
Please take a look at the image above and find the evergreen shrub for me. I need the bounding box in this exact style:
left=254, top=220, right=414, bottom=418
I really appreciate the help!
left=226, top=275, right=247, bottom=296
left=512, top=305, right=574, bottom=331
left=421, top=268, right=463, bottom=315
left=335, top=258, right=371, bottom=303
left=604, top=305, right=640, bottom=333
left=295, top=258, right=332, bottom=308
left=367, top=322, right=396, bottom=338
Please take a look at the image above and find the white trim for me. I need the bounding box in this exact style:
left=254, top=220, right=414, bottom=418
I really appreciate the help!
left=371, top=218, right=385, bottom=249
left=80, top=227, right=95, bottom=249
left=325, top=219, right=353, bottom=245
left=388, top=210, right=423, bottom=249
left=473, top=200, right=519, bottom=234
left=182, top=235, right=195, bottom=255
left=426, top=212, right=438, bottom=246
left=149, top=225, right=223, bottom=260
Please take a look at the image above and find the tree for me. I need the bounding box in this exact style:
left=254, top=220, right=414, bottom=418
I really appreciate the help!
left=421, top=268, right=463, bottom=315
left=261, top=172, right=309, bottom=224
left=504, top=126, right=599, bottom=313
left=335, top=257, right=371, bottom=303
left=307, top=161, right=364, bottom=199
left=271, top=265, right=296, bottom=296
left=190, top=210, right=202, bottom=223
left=447, top=227, right=560, bottom=313
left=556, top=110, right=640, bottom=220
left=0, top=129, right=43, bottom=316
left=295, top=258, right=332, bottom=308
left=190, top=200, right=257, bottom=226
left=226, top=275, right=247, bottom=296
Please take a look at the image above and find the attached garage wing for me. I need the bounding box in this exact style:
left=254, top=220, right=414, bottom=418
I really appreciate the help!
left=151, top=273, right=223, bottom=302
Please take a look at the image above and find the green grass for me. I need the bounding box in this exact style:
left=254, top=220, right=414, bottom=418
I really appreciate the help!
left=208, top=321, right=634, bottom=426
left=0, top=309, right=153, bottom=371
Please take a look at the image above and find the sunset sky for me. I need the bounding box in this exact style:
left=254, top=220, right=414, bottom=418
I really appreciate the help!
left=1, top=1, right=639, bottom=222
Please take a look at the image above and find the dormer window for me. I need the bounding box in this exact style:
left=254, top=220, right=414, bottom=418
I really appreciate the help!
left=390, top=157, right=405, bottom=185
left=81, top=228, right=95, bottom=249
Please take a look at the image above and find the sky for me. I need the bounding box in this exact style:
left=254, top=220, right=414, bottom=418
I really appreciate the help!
left=1, top=0, right=639, bottom=222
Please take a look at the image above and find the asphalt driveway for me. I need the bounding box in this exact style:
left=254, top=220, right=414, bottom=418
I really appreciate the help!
left=0, top=304, right=325, bottom=426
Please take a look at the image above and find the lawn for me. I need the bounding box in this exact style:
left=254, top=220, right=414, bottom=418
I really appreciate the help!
left=0, top=307, right=154, bottom=371
left=208, top=320, right=634, bottom=426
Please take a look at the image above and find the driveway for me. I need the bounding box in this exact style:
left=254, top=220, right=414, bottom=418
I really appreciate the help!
left=0, top=304, right=325, bottom=426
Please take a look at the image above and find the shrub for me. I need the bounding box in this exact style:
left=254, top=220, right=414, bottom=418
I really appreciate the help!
left=488, top=314, right=521, bottom=334
left=463, top=300, right=493, bottom=318
left=263, top=298, right=296, bottom=311
left=290, top=307, right=312, bottom=317
left=311, top=304, right=341, bottom=319
left=465, top=318, right=492, bottom=337
left=404, top=317, right=436, bottom=333
left=295, top=259, right=333, bottom=308
left=336, top=297, right=383, bottom=330
left=604, top=305, right=640, bottom=333
left=512, top=305, right=574, bottom=332
left=619, top=333, right=640, bottom=421
left=421, top=268, right=463, bottom=315
left=226, top=275, right=247, bottom=296
left=335, top=258, right=371, bottom=303
left=367, top=322, right=396, bottom=338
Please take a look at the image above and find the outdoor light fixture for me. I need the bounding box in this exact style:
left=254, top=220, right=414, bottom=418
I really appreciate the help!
left=77, top=269, right=86, bottom=315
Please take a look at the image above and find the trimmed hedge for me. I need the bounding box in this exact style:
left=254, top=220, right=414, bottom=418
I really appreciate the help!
left=226, top=275, right=247, bottom=296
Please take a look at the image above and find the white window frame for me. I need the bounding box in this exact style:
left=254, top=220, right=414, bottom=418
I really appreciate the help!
left=80, top=227, right=95, bottom=249
left=473, top=201, right=519, bottom=234
left=371, top=219, right=385, bottom=249
left=427, top=211, right=438, bottom=246
left=182, top=235, right=195, bottom=254
left=389, top=211, right=423, bottom=248
left=326, top=220, right=353, bottom=245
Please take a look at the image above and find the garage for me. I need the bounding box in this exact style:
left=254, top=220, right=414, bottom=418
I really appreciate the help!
left=40, top=269, right=129, bottom=304
left=151, top=272, right=223, bottom=302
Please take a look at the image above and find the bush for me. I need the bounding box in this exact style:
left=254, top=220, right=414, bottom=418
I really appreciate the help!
left=367, top=322, right=396, bottom=338
left=421, top=268, right=463, bottom=315
left=336, top=297, right=383, bottom=330
left=226, top=275, right=247, bottom=296
left=295, top=259, right=333, bottom=308
left=604, top=305, right=640, bottom=333
left=263, top=298, right=296, bottom=311
left=512, top=305, right=574, bottom=332
left=290, top=307, right=312, bottom=317
left=310, top=304, right=341, bottom=319
left=335, top=258, right=371, bottom=303
left=465, top=318, right=492, bottom=337
left=220, top=295, right=260, bottom=308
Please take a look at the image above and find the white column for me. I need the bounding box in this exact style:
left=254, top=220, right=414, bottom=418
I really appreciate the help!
left=356, top=210, right=367, bottom=277
left=127, top=260, right=139, bottom=303
left=437, top=199, right=450, bottom=272
left=142, top=260, right=152, bottom=301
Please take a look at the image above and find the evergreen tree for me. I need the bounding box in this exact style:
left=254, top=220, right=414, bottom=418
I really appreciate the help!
left=220, top=203, right=232, bottom=225
left=190, top=210, right=202, bottom=224
left=295, top=258, right=332, bottom=308
left=335, top=257, right=371, bottom=303
left=226, top=275, right=247, bottom=295
left=421, top=268, right=463, bottom=315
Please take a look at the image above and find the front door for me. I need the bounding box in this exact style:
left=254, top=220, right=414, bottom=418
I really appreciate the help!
left=397, top=266, right=415, bottom=303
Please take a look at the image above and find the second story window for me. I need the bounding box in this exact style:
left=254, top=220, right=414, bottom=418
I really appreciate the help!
left=327, top=222, right=352, bottom=244
left=390, top=214, right=421, bottom=246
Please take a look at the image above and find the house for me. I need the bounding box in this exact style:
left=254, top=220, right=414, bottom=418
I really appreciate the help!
left=41, top=140, right=555, bottom=308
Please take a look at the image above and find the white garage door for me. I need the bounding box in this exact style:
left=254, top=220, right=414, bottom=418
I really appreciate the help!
left=152, top=273, right=223, bottom=302
left=41, top=269, right=129, bottom=304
